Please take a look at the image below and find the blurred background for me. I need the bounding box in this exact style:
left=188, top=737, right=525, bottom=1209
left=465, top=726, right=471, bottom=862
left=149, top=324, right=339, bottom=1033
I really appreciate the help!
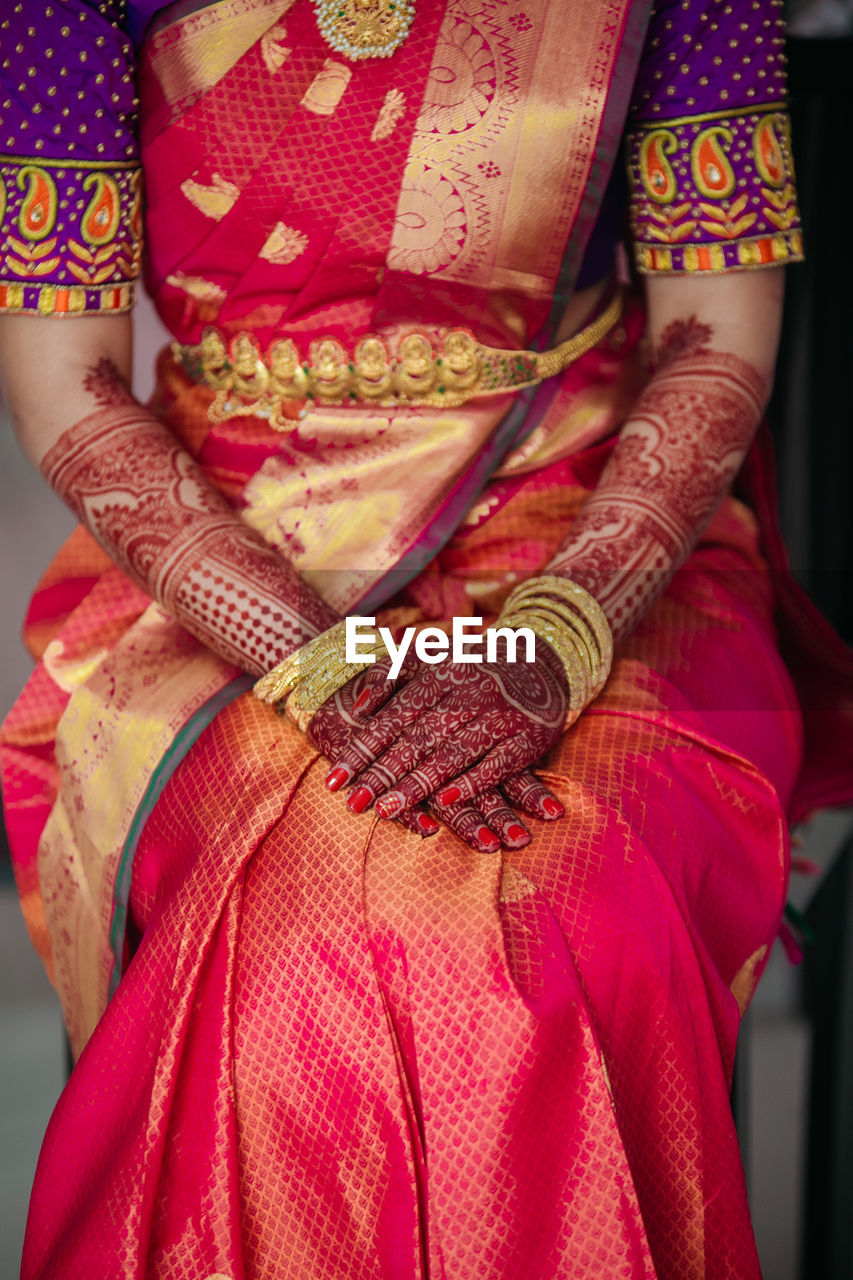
left=1, top=9, right=852, bottom=1279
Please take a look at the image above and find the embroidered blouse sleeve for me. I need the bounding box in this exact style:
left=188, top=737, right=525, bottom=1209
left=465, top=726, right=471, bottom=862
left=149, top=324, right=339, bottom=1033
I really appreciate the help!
left=0, top=1, right=141, bottom=317
left=626, top=0, right=803, bottom=275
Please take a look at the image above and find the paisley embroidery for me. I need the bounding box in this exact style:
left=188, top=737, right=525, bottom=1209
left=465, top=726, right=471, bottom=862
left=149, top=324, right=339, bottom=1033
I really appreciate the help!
left=753, top=115, right=786, bottom=187
left=627, top=107, right=803, bottom=274
left=639, top=130, right=678, bottom=204
left=16, top=165, right=58, bottom=241
left=0, top=156, right=141, bottom=314
left=81, top=173, right=121, bottom=246
left=690, top=127, right=736, bottom=201
left=260, top=21, right=291, bottom=73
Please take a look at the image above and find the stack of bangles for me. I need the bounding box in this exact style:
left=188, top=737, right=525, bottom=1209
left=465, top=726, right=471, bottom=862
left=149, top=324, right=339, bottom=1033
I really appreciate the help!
left=252, top=618, right=387, bottom=732
left=493, top=575, right=613, bottom=729
left=253, top=575, right=613, bottom=733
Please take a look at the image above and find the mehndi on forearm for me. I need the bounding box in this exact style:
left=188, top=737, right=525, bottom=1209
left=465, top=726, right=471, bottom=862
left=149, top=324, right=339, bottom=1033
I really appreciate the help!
left=41, top=360, right=337, bottom=675
left=547, top=318, right=769, bottom=643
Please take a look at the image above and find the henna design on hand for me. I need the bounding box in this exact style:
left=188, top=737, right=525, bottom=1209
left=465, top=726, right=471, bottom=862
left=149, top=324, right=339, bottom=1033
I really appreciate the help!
left=42, top=368, right=337, bottom=675
left=548, top=329, right=768, bottom=641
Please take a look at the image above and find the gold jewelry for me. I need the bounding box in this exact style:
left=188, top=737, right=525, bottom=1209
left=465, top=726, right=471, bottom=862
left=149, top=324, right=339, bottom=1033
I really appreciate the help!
left=253, top=620, right=386, bottom=727
left=496, top=575, right=613, bottom=727
left=498, top=607, right=590, bottom=724
left=172, top=291, right=625, bottom=425
left=504, top=594, right=602, bottom=693
left=314, top=0, right=415, bottom=60
left=504, top=575, right=613, bottom=687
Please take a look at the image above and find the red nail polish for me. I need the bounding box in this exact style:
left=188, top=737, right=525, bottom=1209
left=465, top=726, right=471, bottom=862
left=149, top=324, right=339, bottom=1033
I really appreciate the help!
left=476, top=825, right=500, bottom=851
left=542, top=796, right=564, bottom=818
left=506, top=823, right=528, bottom=842
left=417, top=813, right=439, bottom=835
left=348, top=786, right=373, bottom=814
left=436, top=784, right=462, bottom=806
left=376, top=791, right=404, bottom=818
left=326, top=766, right=350, bottom=792
left=353, top=689, right=371, bottom=712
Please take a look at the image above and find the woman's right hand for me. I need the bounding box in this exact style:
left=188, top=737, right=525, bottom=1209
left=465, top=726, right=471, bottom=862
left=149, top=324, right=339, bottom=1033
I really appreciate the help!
left=310, top=656, right=566, bottom=854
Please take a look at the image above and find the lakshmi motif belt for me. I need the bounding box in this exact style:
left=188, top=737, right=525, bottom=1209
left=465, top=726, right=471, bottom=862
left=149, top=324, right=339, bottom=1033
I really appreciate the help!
left=172, top=291, right=625, bottom=430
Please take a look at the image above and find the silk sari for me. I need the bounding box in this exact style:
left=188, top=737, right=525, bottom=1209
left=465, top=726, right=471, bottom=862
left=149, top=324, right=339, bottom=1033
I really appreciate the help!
left=3, top=1, right=853, bottom=1277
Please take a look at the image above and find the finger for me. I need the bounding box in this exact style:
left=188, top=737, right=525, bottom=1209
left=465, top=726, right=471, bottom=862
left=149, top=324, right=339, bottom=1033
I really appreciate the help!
left=500, top=770, right=565, bottom=820
left=475, top=790, right=531, bottom=849
left=432, top=732, right=541, bottom=809
left=395, top=805, right=441, bottom=839
left=433, top=799, right=501, bottom=854
left=370, top=706, right=518, bottom=817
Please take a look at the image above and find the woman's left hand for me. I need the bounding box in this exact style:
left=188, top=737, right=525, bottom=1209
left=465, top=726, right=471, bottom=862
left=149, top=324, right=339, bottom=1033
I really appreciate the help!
left=318, top=644, right=569, bottom=827
left=309, top=657, right=567, bottom=853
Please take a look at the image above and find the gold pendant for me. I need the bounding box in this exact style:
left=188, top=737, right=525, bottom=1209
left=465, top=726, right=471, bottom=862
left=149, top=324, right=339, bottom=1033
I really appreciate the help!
left=314, top=0, right=415, bottom=60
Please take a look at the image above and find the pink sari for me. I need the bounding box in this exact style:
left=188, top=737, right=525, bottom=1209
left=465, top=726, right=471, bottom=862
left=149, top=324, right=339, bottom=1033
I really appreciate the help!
left=3, top=1, right=852, bottom=1276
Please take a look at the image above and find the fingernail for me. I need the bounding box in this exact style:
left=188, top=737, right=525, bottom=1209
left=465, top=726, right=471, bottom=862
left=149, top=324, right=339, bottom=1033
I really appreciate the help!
left=417, top=813, right=439, bottom=836
left=375, top=791, right=405, bottom=819
left=347, top=786, right=373, bottom=814
left=353, top=689, right=371, bottom=712
left=542, top=797, right=564, bottom=818
left=476, top=826, right=500, bottom=853
left=436, top=784, right=462, bottom=806
left=506, top=823, right=529, bottom=843
left=326, top=766, right=350, bottom=792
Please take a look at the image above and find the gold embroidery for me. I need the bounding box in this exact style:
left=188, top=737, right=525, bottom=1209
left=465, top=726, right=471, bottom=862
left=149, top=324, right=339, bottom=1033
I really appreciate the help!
left=260, top=19, right=291, bottom=73
left=166, top=273, right=227, bottom=306
left=67, top=240, right=127, bottom=287
left=631, top=102, right=787, bottom=131
left=300, top=60, right=352, bottom=116
left=696, top=194, right=757, bottom=240
left=180, top=172, right=240, bottom=220
left=730, top=945, right=768, bottom=1015
left=370, top=88, right=406, bottom=142
left=259, top=221, right=308, bottom=264
left=4, top=235, right=61, bottom=278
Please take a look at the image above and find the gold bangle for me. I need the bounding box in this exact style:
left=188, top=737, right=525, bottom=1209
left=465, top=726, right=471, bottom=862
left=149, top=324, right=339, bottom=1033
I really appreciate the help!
left=253, top=620, right=386, bottom=725
left=505, top=594, right=602, bottom=693
left=504, top=574, right=613, bottom=688
left=498, top=607, right=590, bottom=725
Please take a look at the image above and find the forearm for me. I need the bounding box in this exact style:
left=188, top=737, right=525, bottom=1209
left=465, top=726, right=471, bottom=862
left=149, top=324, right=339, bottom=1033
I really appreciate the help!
left=547, top=271, right=784, bottom=643
left=1, top=317, right=337, bottom=674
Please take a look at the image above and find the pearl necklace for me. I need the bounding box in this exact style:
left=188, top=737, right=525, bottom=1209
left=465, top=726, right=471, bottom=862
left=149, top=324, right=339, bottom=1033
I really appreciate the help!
left=314, top=0, right=415, bottom=59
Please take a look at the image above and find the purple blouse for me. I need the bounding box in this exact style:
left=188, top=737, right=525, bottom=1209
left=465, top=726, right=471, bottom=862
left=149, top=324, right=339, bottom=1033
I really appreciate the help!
left=0, top=0, right=802, bottom=318
left=626, top=0, right=802, bottom=273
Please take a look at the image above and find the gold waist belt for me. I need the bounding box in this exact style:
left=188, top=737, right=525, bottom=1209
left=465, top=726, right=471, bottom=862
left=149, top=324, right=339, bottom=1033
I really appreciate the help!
left=172, top=290, right=624, bottom=428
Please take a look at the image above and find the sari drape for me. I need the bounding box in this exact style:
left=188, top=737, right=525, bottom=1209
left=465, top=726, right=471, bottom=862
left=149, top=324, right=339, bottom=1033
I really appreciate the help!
left=3, top=1, right=853, bottom=1276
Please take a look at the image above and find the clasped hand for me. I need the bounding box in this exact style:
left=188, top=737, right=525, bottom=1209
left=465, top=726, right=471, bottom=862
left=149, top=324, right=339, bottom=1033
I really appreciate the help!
left=308, top=641, right=568, bottom=853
